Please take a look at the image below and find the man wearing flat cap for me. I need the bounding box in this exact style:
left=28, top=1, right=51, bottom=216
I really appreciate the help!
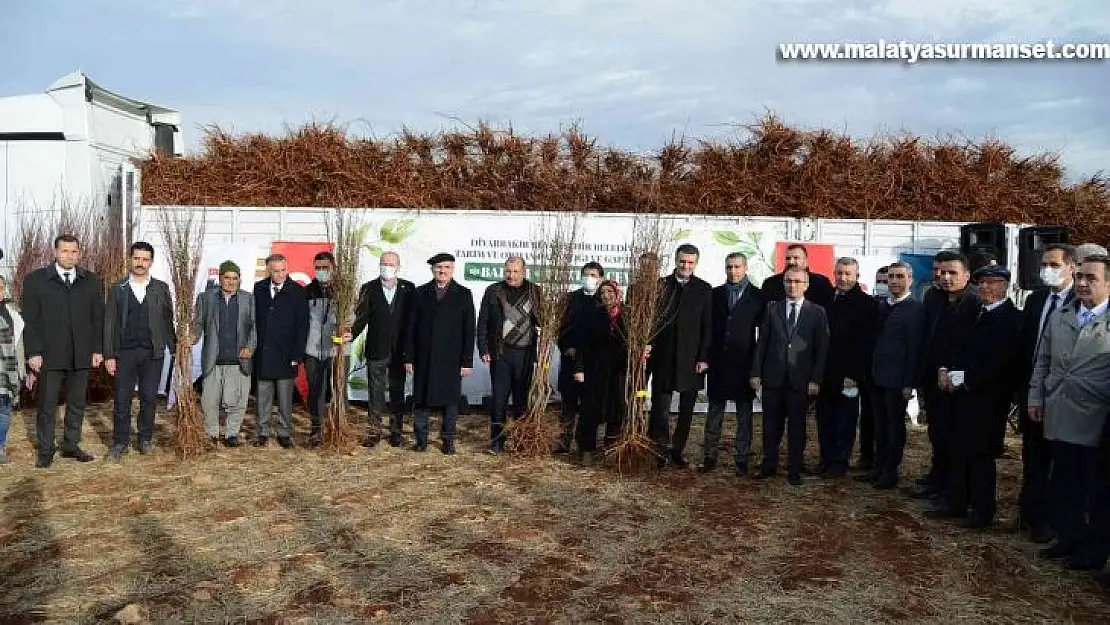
left=193, top=260, right=256, bottom=447
left=925, top=265, right=1022, bottom=528
left=402, top=253, right=476, bottom=454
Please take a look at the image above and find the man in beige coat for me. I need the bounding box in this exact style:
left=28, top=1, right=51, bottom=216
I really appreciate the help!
left=1028, top=254, right=1110, bottom=570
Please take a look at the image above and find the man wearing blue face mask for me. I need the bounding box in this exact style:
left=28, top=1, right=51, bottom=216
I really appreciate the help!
left=304, top=251, right=353, bottom=447
left=554, top=262, right=603, bottom=454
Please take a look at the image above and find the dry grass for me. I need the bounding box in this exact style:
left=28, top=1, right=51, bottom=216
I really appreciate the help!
left=140, top=118, right=1110, bottom=246
left=1, top=401, right=1108, bottom=624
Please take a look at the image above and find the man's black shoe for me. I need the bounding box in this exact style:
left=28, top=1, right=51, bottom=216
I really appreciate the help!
left=855, top=471, right=879, bottom=484
left=388, top=434, right=402, bottom=448
left=788, top=473, right=803, bottom=486
left=60, top=448, right=94, bottom=462
left=873, top=474, right=899, bottom=490
left=224, top=436, right=241, bottom=448
left=669, top=453, right=689, bottom=469
left=697, top=459, right=717, bottom=473
left=923, top=507, right=964, bottom=520
left=277, top=437, right=294, bottom=449
left=253, top=436, right=269, bottom=447
left=1029, top=525, right=1056, bottom=544
left=106, top=445, right=128, bottom=461
left=35, top=455, right=53, bottom=469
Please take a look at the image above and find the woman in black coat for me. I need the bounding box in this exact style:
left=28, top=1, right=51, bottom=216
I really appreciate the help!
left=574, top=280, right=628, bottom=462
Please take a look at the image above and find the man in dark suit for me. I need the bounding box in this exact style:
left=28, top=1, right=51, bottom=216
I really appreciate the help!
left=253, top=253, right=309, bottom=449
left=862, top=261, right=925, bottom=490
left=403, top=253, right=476, bottom=454
left=554, top=261, right=603, bottom=454
left=103, top=242, right=176, bottom=459
left=816, top=258, right=879, bottom=478
left=912, top=250, right=980, bottom=500
left=856, top=265, right=890, bottom=471
left=699, top=252, right=764, bottom=475
left=750, top=265, right=830, bottom=485
left=1015, top=243, right=1077, bottom=542
left=760, top=243, right=835, bottom=309
left=647, top=243, right=713, bottom=468
left=352, top=251, right=416, bottom=447
left=926, top=265, right=1023, bottom=527
left=20, top=234, right=105, bottom=467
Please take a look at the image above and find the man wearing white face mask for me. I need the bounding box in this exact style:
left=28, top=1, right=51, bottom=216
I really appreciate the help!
left=353, top=251, right=416, bottom=447
left=1015, top=243, right=1077, bottom=542
left=304, top=252, right=353, bottom=447
left=554, top=261, right=603, bottom=454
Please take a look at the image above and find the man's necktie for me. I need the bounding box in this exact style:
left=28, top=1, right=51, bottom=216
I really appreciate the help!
left=63, top=272, right=72, bottom=287
left=787, top=302, right=797, bottom=328
left=1080, top=309, right=1094, bottom=328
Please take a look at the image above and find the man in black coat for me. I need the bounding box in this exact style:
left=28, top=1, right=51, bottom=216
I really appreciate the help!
left=1015, top=243, right=1077, bottom=542
left=815, top=258, right=880, bottom=478
left=554, top=261, right=603, bottom=454
left=20, top=234, right=105, bottom=467
left=863, top=261, right=925, bottom=490
left=103, top=242, right=176, bottom=459
left=647, top=243, right=712, bottom=468
left=925, top=265, right=1023, bottom=528
left=750, top=265, right=830, bottom=485
left=252, top=253, right=309, bottom=449
left=698, top=252, right=764, bottom=475
left=352, top=251, right=416, bottom=447
left=857, top=265, right=890, bottom=471
left=760, top=243, right=835, bottom=309
left=477, top=256, right=543, bottom=454
left=403, top=253, right=476, bottom=454
left=913, top=250, right=980, bottom=500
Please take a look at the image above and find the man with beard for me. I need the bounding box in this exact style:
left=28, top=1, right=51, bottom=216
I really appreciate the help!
left=21, top=234, right=104, bottom=467
left=925, top=265, right=1022, bottom=528
left=1015, top=244, right=1077, bottom=543
left=1030, top=254, right=1110, bottom=570
left=912, top=250, right=980, bottom=501
left=815, top=258, right=879, bottom=478
left=555, top=261, right=603, bottom=454
left=760, top=244, right=835, bottom=309
left=404, top=253, right=475, bottom=454
left=750, top=265, right=829, bottom=485
left=103, top=242, right=176, bottom=459
left=647, top=244, right=712, bottom=468
left=478, top=256, right=543, bottom=455
left=699, top=252, right=764, bottom=475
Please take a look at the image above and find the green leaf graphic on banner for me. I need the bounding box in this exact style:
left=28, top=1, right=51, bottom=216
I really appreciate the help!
left=393, top=218, right=417, bottom=241
left=363, top=244, right=384, bottom=257
left=353, top=223, right=374, bottom=246
left=379, top=219, right=401, bottom=244
left=749, top=231, right=763, bottom=244
left=352, top=333, right=366, bottom=360
left=713, top=230, right=741, bottom=246
left=347, top=376, right=368, bottom=390
left=671, top=229, right=692, bottom=241
left=737, top=245, right=758, bottom=258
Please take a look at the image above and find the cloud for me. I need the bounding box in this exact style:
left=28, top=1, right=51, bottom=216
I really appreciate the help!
left=10, top=0, right=1103, bottom=179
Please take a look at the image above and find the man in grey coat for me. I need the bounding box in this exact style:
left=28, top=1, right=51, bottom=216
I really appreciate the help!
left=1029, top=254, right=1110, bottom=568
left=193, top=261, right=256, bottom=447
left=861, top=261, right=925, bottom=490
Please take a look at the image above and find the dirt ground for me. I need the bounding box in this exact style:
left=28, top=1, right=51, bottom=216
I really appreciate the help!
left=2, top=399, right=1109, bottom=624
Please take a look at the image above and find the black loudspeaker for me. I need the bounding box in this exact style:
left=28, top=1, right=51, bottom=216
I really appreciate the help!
left=1017, top=225, right=1070, bottom=290
left=960, top=222, right=1008, bottom=269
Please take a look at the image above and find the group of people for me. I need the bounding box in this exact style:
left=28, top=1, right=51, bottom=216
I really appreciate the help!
left=2, top=232, right=1109, bottom=582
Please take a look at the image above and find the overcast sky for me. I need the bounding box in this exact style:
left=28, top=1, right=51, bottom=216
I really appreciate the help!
left=2, top=0, right=1107, bottom=181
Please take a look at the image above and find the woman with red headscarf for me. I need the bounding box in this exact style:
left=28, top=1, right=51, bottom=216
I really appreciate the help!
left=573, top=279, right=628, bottom=463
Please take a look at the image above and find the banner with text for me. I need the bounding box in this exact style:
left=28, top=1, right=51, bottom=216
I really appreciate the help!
left=342, top=211, right=779, bottom=408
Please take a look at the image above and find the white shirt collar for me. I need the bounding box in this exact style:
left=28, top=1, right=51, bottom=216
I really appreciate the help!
left=1049, top=284, right=1073, bottom=300
left=887, top=292, right=912, bottom=305
left=55, top=263, right=74, bottom=280
left=983, top=299, right=1007, bottom=312
left=128, top=273, right=150, bottom=285
left=786, top=297, right=805, bottom=307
